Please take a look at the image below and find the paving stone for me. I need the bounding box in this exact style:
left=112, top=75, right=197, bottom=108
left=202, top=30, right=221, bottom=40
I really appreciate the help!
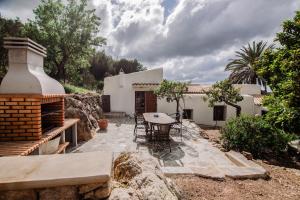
left=190, top=166, right=225, bottom=180
left=77, top=118, right=267, bottom=180
left=161, top=167, right=194, bottom=176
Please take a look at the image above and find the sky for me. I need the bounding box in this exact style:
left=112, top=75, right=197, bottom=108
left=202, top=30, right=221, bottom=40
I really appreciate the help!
left=0, top=0, right=299, bottom=84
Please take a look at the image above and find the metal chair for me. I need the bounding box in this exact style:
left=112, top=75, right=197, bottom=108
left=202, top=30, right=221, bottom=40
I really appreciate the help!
left=152, top=123, right=172, bottom=152
left=134, top=113, right=146, bottom=141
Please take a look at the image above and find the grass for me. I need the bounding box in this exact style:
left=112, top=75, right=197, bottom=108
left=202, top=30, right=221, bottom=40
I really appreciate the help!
left=63, top=84, right=94, bottom=94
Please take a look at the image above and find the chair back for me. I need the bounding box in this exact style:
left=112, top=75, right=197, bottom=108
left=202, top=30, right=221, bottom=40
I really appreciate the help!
left=154, top=124, right=171, bottom=141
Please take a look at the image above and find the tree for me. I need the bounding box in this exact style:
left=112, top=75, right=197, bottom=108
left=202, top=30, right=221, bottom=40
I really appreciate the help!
left=204, top=79, right=243, bottom=117
left=154, top=80, right=188, bottom=118
left=22, top=0, right=105, bottom=83
left=0, top=15, right=23, bottom=81
left=90, top=51, right=114, bottom=80
left=256, top=11, right=300, bottom=133
left=112, top=58, right=146, bottom=75
left=225, top=41, right=273, bottom=91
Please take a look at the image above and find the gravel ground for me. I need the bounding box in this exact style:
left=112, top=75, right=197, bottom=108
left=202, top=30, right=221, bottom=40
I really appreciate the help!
left=172, top=161, right=300, bottom=200
left=173, top=126, right=300, bottom=200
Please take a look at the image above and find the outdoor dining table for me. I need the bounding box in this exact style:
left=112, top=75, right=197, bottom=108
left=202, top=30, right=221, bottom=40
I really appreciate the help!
left=143, top=112, right=176, bottom=140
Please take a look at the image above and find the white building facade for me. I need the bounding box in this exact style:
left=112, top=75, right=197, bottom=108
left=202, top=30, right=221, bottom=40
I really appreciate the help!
left=103, top=68, right=262, bottom=126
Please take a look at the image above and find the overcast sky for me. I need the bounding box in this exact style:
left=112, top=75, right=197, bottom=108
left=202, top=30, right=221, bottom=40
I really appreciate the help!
left=0, top=0, right=299, bottom=83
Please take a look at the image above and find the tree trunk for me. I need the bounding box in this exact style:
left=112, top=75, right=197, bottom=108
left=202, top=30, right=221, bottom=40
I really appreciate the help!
left=175, top=99, right=180, bottom=121
left=225, top=101, right=241, bottom=117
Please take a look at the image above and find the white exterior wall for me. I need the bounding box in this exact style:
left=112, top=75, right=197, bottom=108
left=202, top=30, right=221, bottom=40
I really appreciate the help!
left=158, top=94, right=258, bottom=126
left=103, top=68, right=262, bottom=126
left=103, top=68, right=163, bottom=115
left=233, top=84, right=261, bottom=95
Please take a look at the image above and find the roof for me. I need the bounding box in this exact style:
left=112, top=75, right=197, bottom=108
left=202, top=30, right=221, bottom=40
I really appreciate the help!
left=132, top=83, right=211, bottom=94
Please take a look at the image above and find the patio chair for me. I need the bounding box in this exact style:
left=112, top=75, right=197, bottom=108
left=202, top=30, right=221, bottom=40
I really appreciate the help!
left=152, top=123, right=172, bottom=152
left=134, top=113, right=146, bottom=141
left=168, top=112, right=183, bottom=141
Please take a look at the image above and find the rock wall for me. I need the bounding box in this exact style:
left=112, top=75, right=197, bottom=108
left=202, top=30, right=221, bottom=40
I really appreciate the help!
left=64, top=93, right=103, bottom=141
left=0, top=181, right=110, bottom=200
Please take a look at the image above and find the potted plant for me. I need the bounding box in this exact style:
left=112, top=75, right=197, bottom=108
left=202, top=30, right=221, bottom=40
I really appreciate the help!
left=98, top=117, right=108, bottom=130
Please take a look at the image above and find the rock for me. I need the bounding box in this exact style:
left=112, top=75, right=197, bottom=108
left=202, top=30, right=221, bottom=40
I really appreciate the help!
left=83, top=191, right=94, bottom=199
left=79, top=182, right=109, bottom=194
left=112, top=153, right=178, bottom=200
left=114, top=153, right=142, bottom=183
left=65, top=93, right=103, bottom=142
left=131, top=173, right=178, bottom=200
left=94, top=185, right=111, bottom=199
left=39, top=186, right=79, bottom=200
left=0, top=190, right=37, bottom=200
left=242, top=151, right=253, bottom=160
left=108, top=188, right=139, bottom=200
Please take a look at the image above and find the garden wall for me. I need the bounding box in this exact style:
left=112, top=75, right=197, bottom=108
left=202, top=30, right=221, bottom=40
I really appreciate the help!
left=64, top=93, right=103, bottom=141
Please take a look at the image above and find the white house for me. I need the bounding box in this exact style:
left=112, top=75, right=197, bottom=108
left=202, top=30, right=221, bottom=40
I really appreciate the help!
left=103, top=68, right=263, bottom=126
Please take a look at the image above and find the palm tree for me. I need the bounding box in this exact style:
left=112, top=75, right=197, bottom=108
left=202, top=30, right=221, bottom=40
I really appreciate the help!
left=225, top=41, right=273, bottom=91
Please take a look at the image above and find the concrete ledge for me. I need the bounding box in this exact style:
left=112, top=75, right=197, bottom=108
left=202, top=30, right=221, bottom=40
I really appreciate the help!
left=0, top=151, right=112, bottom=191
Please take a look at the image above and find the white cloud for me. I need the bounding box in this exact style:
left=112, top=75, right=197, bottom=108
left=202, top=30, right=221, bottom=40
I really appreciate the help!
left=1, top=0, right=299, bottom=83
left=91, top=0, right=298, bottom=83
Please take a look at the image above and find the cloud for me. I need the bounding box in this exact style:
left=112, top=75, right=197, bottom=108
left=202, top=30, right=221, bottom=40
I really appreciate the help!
left=93, top=0, right=298, bottom=83
left=1, top=0, right=299, bottom=83
left=0, top=0, right=40, bottom=22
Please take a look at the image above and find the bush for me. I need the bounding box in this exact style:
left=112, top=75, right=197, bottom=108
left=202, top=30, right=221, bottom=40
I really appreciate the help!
left=221, top=115, right=296, bottom=158
left=63, top=84, right=94, bottom=94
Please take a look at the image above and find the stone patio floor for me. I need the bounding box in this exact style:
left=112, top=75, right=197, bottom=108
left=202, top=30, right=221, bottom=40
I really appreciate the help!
left=74, top=117, right=267, bottom=179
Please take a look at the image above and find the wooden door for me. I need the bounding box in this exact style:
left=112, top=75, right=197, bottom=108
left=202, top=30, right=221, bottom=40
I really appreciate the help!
left=135, top=91, right=145, bottom=114
left=145, top=91, right=157, bottom=112
left=101, top=95, right=111, bottom=112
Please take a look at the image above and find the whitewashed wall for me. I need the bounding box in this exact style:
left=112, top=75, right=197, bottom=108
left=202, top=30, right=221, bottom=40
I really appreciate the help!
left=233, top=84, right=261, bottom=95
left=104, top=68, right=262, bottom=126
left=103, top=68, right=163, bottom=115
left=157, top=94, right=258, bottom=126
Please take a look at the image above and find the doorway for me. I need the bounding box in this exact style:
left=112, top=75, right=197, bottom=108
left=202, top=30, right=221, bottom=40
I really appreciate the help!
left=135, top=91, right=157, bottom=114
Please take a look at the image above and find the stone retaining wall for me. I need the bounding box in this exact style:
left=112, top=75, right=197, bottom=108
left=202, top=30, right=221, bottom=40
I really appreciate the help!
left=0, top=181, right=110, bottom=200
left=64, top=93, right=103, bottom=141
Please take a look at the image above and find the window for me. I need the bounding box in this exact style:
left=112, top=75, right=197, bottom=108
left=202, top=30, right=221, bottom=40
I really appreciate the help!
left=213, top=106, right=226, bottom=121
left=183, top=109, right=193, bottom=119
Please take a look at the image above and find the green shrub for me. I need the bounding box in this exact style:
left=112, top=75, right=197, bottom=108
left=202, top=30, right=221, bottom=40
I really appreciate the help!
left=221, top=115, right=296, bottom=158
left=63, top=84, right=94, bottom=94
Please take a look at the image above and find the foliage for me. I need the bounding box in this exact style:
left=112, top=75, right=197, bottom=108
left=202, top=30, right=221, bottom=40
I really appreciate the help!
left=90, top=51, right=114, bottom=80
left=22, top=0, right=106, bottom=83
left=221, top=115, right=297, bottom=158
left=225, top=41, right=273, bottom=91
left=112, top=58, right=146, bottom=75
left=204, top=79, right=243, bottom=116
left=154, top=79, right=188, bottom=114
left=63, top=83, right=94, bottom=94
left=256, top=11, right=300, bottom=134
left=90, top=51, right=146, bottom=81
left=0, top=15, right=23, bottom=81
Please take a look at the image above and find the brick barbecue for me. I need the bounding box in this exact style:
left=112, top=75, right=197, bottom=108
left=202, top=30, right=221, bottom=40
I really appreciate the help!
left=0, top=38, right=65, bottom=141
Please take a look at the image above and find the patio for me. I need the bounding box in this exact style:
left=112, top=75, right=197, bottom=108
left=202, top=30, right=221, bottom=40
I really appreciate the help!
left=75, top=117, right=267, bottom=179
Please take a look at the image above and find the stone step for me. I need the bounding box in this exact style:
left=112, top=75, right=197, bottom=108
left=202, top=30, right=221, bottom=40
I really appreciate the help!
left=104, top=112, right=126, bottom=118
left=225, top=150, right=265, bottom=169
left=160, top=166, right=225, bottom=180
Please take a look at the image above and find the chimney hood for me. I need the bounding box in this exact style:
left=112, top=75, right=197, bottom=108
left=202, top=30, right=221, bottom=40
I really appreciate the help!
left=0, top=37, right=65, bottom=95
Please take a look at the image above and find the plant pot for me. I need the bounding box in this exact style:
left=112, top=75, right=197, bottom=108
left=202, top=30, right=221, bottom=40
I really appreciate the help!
left=98, top=119, right=108, bottom=130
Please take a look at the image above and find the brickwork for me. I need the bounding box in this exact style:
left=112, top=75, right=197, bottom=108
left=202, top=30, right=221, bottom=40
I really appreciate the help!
left=0, top=95, right=64, bottom=141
